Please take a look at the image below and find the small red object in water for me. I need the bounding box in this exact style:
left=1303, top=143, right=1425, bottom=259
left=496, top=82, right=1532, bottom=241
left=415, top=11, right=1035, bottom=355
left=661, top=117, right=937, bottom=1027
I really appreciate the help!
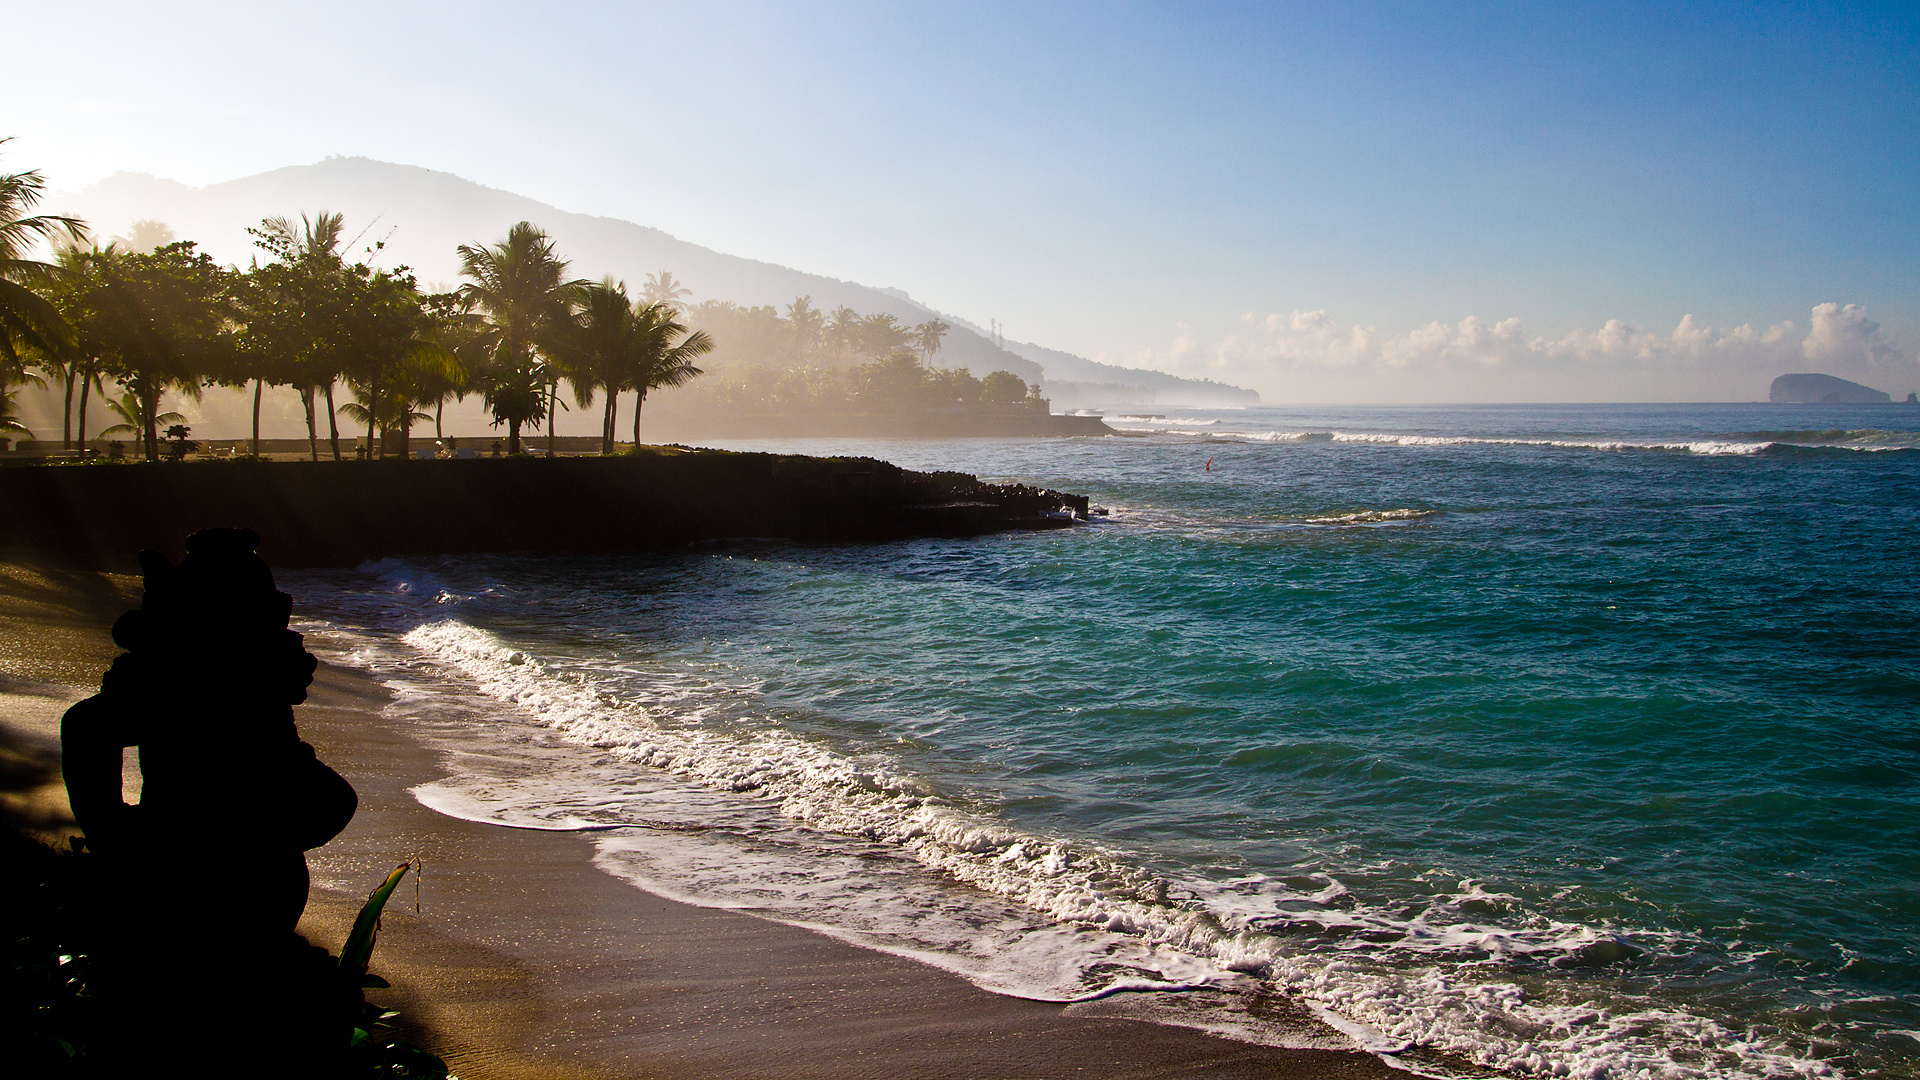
left=1205, top=457, right=1213, bottom=471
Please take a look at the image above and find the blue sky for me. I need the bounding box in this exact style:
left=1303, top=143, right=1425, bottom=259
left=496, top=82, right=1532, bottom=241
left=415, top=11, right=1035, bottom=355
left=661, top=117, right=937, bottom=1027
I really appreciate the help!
left=8, top=1, right=1917, bottom=399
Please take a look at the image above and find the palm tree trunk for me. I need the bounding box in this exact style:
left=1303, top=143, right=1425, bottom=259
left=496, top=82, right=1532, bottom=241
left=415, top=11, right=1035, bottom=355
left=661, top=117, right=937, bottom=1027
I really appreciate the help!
left=631, top=390, right=646, bottom=448
left=508, top=418, right=522, bottom=455
left=367, top=371, right=379, bottom=458
left=62, top=367, right=75, bottom=450
left=325, top=382, right=341, bottom=461
left=602, top=389, right=617, bottom=455
left=303, top=386, right=318, bottom=461
left=435, top=399, right=445, bottom=440
left=141, top=383, right=160, bottom=462
left=251, top=379, right=263, bottom=458
left=547, top=380, right=557, bottom=457
left=76, top=375, right=92, bottom=450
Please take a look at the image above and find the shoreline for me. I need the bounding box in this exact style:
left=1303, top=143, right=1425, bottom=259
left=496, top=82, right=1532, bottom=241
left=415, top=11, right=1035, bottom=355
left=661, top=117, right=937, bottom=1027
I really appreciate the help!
left=2, top=559, right=1404, bottom=1079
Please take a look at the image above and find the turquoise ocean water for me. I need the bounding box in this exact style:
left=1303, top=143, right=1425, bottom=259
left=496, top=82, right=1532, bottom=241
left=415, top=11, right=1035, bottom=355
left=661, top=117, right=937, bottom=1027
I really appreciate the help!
left=289, top=404, right=1920, bottom=1078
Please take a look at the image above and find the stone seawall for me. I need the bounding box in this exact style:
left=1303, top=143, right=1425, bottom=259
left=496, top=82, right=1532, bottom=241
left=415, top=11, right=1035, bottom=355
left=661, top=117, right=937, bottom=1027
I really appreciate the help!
left=0, top=451, right=1089, bottom=568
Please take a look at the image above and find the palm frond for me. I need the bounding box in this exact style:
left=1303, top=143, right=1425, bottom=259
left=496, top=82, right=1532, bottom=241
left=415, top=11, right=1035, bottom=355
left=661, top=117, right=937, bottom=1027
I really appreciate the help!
left=0, top=142, right=89, bottom=263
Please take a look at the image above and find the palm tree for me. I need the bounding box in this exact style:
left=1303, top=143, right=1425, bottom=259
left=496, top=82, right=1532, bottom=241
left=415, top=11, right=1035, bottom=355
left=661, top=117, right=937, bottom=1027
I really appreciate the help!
left=337, top=385, right=431, bottom=457
left=95, top=384, right=185, bottom=443
left=420, top=290, right=485, bottom=440
left=70, top=363, right=107, bottom=449
left=455, top=222, right=584, bottom=454
left=1, top=142, right=87, bottom=359
left=358, top=336, right=462, bottom=459
left=110, top=219, right=175, bottom=253
left=1, top=141, right=87, bottom=431
left=257, top=212, right=343, bottom=260
left=913, top=318, right=950, bottom=364
left=0, top=361, right=41, bottom=439
left=640, top=270, right=691, bottom=313
left=855, top=312, right=911, bottom=358
left=786, top=296, right=823, bottom=361
left=624, top=302, right=712, bottom=448
left=827, top=306, right=860, bottom=365
left=557, top=278, right=638, bottom=455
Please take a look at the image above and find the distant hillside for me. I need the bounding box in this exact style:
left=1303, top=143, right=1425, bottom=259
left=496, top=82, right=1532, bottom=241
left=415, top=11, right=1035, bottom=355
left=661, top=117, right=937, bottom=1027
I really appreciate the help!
left=53, top=158, right=1256, bottom=406
left=894, top=315, right=1260, bottom=408
left=1000, top=337, right=1261, bottom=408
left=1768, top=373, right=1892, bottom=404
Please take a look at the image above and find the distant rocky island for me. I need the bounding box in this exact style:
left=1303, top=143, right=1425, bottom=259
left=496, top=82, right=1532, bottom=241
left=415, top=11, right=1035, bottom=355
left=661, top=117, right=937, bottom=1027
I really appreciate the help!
left=1768, top=373, right=1893, bottom=404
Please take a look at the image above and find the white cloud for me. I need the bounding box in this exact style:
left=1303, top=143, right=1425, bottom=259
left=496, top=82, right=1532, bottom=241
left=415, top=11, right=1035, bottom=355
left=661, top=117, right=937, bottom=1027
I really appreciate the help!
left=1140, top=303, right=1918, bottom=402
left=1802, top=302, right=1902, bottom=371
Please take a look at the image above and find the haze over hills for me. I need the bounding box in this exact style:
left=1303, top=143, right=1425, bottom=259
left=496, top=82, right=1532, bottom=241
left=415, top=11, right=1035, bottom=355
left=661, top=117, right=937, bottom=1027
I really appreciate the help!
left=52, top=157, right=1258, bottom=411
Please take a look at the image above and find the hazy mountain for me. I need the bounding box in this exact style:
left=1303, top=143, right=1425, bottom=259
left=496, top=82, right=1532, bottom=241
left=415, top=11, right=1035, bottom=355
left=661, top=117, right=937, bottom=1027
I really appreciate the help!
left=53, top=158, right=1255, bottom=407
left=993, top=334, right=1259, bottom=409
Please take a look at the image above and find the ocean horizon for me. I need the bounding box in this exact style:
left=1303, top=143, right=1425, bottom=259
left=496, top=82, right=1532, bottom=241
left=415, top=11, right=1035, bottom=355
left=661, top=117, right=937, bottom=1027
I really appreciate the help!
left=288, top=402, right=1920, bottom=1079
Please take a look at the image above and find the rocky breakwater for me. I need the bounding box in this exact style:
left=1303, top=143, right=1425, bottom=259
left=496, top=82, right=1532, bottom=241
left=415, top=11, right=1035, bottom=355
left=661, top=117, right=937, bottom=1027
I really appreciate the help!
left=0, top=449, right=1091, bottom=568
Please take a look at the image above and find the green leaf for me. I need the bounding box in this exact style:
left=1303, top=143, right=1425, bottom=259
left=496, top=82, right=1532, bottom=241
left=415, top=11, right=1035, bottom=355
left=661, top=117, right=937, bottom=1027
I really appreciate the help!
left=339, top=863, right=411, bottom=978
left=360, top=974, right=391, bottom=989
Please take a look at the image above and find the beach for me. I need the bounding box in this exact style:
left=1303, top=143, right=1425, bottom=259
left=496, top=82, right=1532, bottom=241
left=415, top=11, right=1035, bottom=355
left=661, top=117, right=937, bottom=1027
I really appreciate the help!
left=1, top=558, right=1401, bottom=1080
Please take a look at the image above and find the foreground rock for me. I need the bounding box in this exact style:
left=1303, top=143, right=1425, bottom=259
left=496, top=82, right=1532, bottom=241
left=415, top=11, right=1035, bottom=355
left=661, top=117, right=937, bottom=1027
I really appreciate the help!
left=0, top=450, right=1090, bottom=568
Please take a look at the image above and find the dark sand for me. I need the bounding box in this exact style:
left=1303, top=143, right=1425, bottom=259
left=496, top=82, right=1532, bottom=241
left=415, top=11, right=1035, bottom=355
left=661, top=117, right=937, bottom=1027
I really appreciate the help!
left=2, top=561, right=1404, bottom=1080
left=0, top=562, right=140, bottom=841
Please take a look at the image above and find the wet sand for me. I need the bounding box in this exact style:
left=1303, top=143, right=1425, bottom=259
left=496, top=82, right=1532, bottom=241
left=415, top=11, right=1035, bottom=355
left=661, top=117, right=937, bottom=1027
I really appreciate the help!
left=0, top=561, right=139, bottom=841
left=2, top=560, right=1403, bottom=1080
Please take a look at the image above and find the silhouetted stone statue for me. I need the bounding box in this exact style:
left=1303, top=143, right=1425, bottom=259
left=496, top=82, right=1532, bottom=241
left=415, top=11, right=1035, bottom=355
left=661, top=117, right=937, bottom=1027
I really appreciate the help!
left=61, top=528, right=359, bottom=1071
